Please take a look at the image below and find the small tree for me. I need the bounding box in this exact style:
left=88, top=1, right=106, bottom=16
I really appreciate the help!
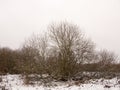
left=22, top=33, right=48, bottom=76
left=97, top=50, right=118, bottom=71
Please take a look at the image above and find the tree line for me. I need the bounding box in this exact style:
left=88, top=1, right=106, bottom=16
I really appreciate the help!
left=0, top=22, right=119, bottom=80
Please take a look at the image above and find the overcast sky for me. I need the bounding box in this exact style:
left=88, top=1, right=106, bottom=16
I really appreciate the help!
left=0, top=0, right=120, bottom=55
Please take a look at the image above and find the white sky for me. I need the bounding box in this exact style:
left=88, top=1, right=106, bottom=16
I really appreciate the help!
left=0, top=0, right=120, bottom=55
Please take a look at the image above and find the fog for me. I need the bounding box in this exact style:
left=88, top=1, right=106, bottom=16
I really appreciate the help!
left=0, top=0, right=120, bottom=55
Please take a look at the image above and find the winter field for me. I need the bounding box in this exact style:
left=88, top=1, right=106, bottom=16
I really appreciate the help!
left=1, top=74, right=120, bottom=90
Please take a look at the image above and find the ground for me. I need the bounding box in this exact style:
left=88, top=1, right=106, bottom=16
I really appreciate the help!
left=1, top=75, right=120, bottom=90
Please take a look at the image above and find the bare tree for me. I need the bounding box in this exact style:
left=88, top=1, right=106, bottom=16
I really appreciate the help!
left=97, top=50, right=118, bottom=71
left=98, top=50, right=117, bottom=64
left=21, top=33, right=48, bottom=75
left=0, top=47, right=16, bottom=74
left=20, top=22, right=95, bottom=80
left=48, top=22, right=95, bottom=79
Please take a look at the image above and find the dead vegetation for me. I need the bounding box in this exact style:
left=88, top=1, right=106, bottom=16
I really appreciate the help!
left=0, top=22, right=119, bottom=86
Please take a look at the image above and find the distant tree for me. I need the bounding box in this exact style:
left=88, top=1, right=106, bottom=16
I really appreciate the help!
left=98, top=50, right=117, bottom=64
left=97, top=50, right=118, bottom=71
left=0, top=47, right=16, bottom=74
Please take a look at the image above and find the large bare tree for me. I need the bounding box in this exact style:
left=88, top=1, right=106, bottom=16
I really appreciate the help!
left=48, top=22, right=95, bottom=79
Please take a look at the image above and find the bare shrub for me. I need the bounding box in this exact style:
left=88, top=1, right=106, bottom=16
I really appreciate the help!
left=21, top=33, right=49, bottom=75
left=0, top=76, right=2, bottom=82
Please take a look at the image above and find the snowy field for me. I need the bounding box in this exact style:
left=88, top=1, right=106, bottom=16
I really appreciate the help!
left=1, top=75, right=120, bottom=90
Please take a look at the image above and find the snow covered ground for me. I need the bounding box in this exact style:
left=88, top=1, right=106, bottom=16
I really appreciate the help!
left=1, top=75, right=120, bottom=90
